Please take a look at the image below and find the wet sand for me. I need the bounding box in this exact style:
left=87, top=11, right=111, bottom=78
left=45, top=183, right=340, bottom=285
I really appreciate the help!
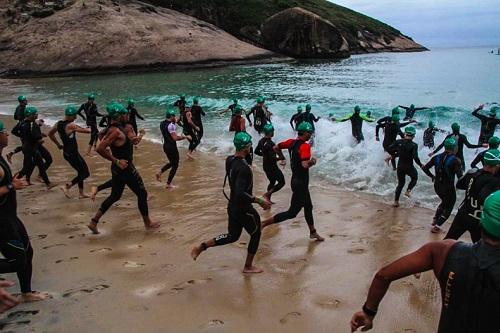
left=0, top=114, right=456, bottom=332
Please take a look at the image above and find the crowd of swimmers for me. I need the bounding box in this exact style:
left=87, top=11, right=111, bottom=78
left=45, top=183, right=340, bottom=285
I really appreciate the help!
left=1, top=93, right=500, bottom=332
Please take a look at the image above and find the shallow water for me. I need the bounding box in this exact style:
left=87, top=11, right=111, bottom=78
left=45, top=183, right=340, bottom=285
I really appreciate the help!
left=0, top=46, right=498, bottom=207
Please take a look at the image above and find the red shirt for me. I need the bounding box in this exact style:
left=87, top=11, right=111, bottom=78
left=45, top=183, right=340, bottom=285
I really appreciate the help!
left=278, top=138, right=311, bottom=161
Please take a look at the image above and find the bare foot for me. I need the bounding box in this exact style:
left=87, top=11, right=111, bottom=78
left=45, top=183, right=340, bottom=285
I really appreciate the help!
left=60, top=185, right=71, bottom=199
left=431, top=226, right=442, bottom=234
left=19, top=291, right=50, bottom=303
left=155, top=172, right=161, bottom=182
left=414, top=273, right=421, bottom=279
left=90, top=186, right=98, bottom=201
left=186, top=152, right=195, bottom=160
left=392, top=201, right=400, bottom=208
left=191, top=245, right=203, bottom=261
left=242, top=266, right=264, bottom=274
left=145, top=221, right=161, bottom=230
left=88, top=219, right=100, bottom=234
left=79, top=193, right=90, bottom=199
left=166, top=183, right=177, bottom=189
left=404, top=190, right=412, bottom=198
left=310, top=231, right=325, bottom=242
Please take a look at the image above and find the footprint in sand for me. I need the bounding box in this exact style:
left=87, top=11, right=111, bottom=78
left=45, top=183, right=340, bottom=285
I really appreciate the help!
left=235, top=242, right=247, bottom=248
left=43, top=243, right=67, bottom=250
left=347, top=248, right=366, bottom=254
left=32, top=234, right=47, bottom=240
left=279, top=312, right=302, bottom=324
left=199, top=319, right=224, bottom=329
left=134, top=283, right=166, bottom=297
left=288, top=258, right=307, bottom=265
left=55, top=256, right=79, bottom=263
left=171, top=278, right=212, bottom=291
left=62, top=284, right=110, bottom=298
left=123, top=261, right=145, bottom=268
left=7, top=310, right=40, bottom=320
left=0, top=319, right=32, bottom=330
left=90, top=248, right=112, bottom=253
left=329, top=233, right=348, bottom=238
left=316, top=298, right=341, bottom=308
left=126, top=244, right=143, bottom=250
left=320, top=210, right=332, bottom=215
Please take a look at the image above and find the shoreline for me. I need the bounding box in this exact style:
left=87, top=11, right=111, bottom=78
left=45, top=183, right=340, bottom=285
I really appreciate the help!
left=0, top=114, right=453, bottom=332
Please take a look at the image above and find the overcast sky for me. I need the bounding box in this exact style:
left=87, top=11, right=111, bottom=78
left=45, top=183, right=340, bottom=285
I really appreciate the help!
left=331, top=0, right=500, bottom=48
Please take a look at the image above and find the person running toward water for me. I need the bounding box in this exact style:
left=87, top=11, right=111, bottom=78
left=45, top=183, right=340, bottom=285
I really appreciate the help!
left=190, top=97, right=206, bottom=143
left=350, top=190, right=500, bottom=333
left=156, top=108, right=191, bottom=189
left=181, top=102, right=200, bottom=160
left=47, top=106, right=91, bottom=199
left=331, top=106, right=374, bottom=143
left=472, top=104, right=500, bottom=145
left=422, top=138, right=463, bottom=233
left=254, top=123, right=286, bottom=203
left=173, top=94, right=187, bottom=116
left=0, top=121, right=50, bottom=304
left=261, top=122, right=325, bottom=241
left=229, top=105, right=246, bottom=133
left=246, top=97, right=269, bottom=134
left=471, top=136, right=500, bottom=168
left=423, top=121, right=447, bottom=149
left=77, top=93, right=103, bottom=157
left=88, top=103, right=159, bottom=234
left=444, top=149, right=500, bottom=242
left=296, top=104, right=320, bottom=131
left=6, top=96, right=28, bottom=164
left=398, top=104, right=429, bottom=120
left=191, top=132, right=271, bottom=273
left=219, top=99, right=242, bottom=116
left=289, top=106, right=303, bottom=130
left=387, top=126, right=423, bottom=207
left=429, top=122, right=486, bottom=171
left=126, top=99, right=144, bottom=137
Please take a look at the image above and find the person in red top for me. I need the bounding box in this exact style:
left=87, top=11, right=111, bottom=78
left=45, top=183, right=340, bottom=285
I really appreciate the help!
left=261, top=122, right=324, bottom=241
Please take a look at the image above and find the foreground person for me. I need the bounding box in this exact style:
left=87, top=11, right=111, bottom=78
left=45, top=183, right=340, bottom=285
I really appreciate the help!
left=191, top=132, right=271, bottom=273
left=88, top=103, right=159, bottom=234
left=261, top=122, right=325, bottom=241
left=48, top=106, right=91, bottom=199
left=0, top=121, right=49, bottom=303
left=351, top=190, right=500, bottom=333
left=470, top=136, right=500, bottom=168
left=422, top=138, right=463, bottom=233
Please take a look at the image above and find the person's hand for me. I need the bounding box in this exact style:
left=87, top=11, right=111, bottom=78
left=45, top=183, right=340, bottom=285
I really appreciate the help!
left=139, top=129, right=146, bottom=135
left=482, top=143, right=488, bottom=148
left=185, top=135, right=192, bottom=141
left=0, top=280, right=19, bottom=314
left=478, top=104, right=485, bottom=110
left=12, top=177, right=28, bottom=190
left=256, top=197, right=271, bottom=210
left=116, top=159, right=128, bottom=170
left=428, top=152, right=433, bottom=157
left=375, top=136, right=380, bottom=142
left=350, top=311, right=374, bottom=332
left=311, top=157, right=317, bottom=165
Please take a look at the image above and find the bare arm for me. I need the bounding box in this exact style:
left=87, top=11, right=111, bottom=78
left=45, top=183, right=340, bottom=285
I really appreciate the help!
left=47, top=124, right=62, bottom=149
left=96, top=128, right=121, bottom=163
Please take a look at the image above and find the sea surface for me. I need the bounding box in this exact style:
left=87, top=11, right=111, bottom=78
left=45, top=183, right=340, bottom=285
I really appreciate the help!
left=1, top=46, right=499, bottom=207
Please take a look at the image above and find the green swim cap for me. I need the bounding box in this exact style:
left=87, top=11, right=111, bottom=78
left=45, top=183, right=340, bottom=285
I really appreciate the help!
left=17, top=95, right=27, bottom=102
left=87, top=93, right=96, bottom=100
left=233, top=99, right=238, bottom=104
left=428, top=121, right=435, bottom=128
left=107, top=103, right=127, bottom=119
left=484, top=149, right=500, bottom=166
left=180, top=94, right=186, bottom=100
left=490, top=106, right=498, bottom=117
left=451, top=123, right=460, bottom=132
left=444, top=138, right=456, bottom=150
left=24, top=106, right=38, bottom=117
left=481, top=190, right=500, bottom=238
left=488, top=136, right=500, bottom=149
left=256, top=97, right=264, bottom=104
left=0, top=121, right=6, bottom=133
left=65, top=105, right=78, bottom=116
left=127, top=98, right=135, bottom=106
left=392, top=115, right=400, bottom=122
left=296, top=121, right=314, bottom=133
left=410, top=104, right=415, bottom=109
left=193, top=97, right=199, bottom=104
left=263, top=123, right=274, bottom=134
left=391, top=107, right=400, bottom=115
left=233, top=131, right=252, bottom=151
left=354, top=105, right=361, bottom=112
left=305, top=104, right=312, bottom=111
left=405, top=126, right=416, bottom=136
left=165, top=108, right=176, bottom=118
left=233, top=105, right=242, bottom=114
left=297, top=106, right=303, bottom=112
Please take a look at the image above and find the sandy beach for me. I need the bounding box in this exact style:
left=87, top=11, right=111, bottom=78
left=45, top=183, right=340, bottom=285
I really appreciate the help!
left=0, top=113, right=454, bottom=332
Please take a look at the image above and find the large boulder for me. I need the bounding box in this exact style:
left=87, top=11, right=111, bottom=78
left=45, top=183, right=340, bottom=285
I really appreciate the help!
left=261, top=7, right=349, bottom=59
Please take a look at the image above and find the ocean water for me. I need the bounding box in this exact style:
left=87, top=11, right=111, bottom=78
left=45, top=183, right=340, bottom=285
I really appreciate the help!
left=0, top=46, right=499, bottom=207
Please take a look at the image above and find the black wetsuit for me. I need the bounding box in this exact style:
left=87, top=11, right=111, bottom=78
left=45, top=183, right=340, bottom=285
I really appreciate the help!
left=470, top=150, right=487, bottom=168
left=0, top=155, right=34, bottom=293
left=191, top=105, right=205, bottom=142
left=472, top=109, right=500, bottom=144
left=272, top=139, right=316, bottom=230
left=11, top=105, right=26, bottom=155
left=77, top=102, right=102, bottom=147
left=99, top=115, right=111, bottom=128
left=377, top=120, right=411, bottom=169
left=432, top=133, right=483, bottom=171
left=296, top=112, right=320, bottom=131
left=127, top=105, right=144, bottom=135
left=182, top=110, right=200, bottom=152
left=214, top=156, right=261, bottom=255
left=174, top=99, right=186, bottom=116
left=289, top=111, right=302, bottom=130
left=246, top=105, right=268, bottom=134
left=437, top=241, right=500, bottom=333
left=423, top=127, right=445, bottom=148
left=254, top=137, right=285, bottom=200
left=98, top=124, right=148, bottom=219
left=444, top=169, right=500, bottom=242
left=389, top=139, right=422, bottom=201
left=12, top=120, right=50, bottom=185
left=400, top=106, right=427, bottom=120
left=338, top=113, right=372, bottom=143
left=422, top=152, right=462, bottom=227
left=57, top=120, right=90, bottom=189
left=159, top=120, right=179, bottom=184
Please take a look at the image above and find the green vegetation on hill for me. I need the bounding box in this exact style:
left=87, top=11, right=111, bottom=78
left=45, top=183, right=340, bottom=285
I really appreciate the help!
left=146, top=0, right=404, bottom=47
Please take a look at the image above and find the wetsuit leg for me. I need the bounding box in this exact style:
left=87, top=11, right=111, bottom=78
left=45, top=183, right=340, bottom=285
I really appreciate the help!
left=124, top=165, right=149, bottom=217
left=303, top=189, right=314, bottom=227
left=17, top=146, right=36, bottom=182
left=434, top=183, right=456, bottom=227
left=394, top=168, right=406, bottom=201
left=97, top=179, right=113, bottom=193
left=132, top=122, right=138, bottom=136
left=273, top=179, right=307, bottom=223
left=89, top=125, right=98, bottom=146
left=38, top=145, right=52, bottom=170
left=161, top=146, right=179, bottom=184
left=13, top=146, right=22, bottom=154
left=33, top=150, right=50, bottom=185
left=65, top=153, right=90, bottom=189
left=264, top=166, right=285, bottom=197
left=0, top=219, right=33, bottom=293
left=444, top=211, right=469, bottom=240
left=99, top=170, right=126, bottom=215
left=198, top=126, right=204, bottom=142
left=214, top=209, right=261, bottom=255
left=407, top=166, right=418, bottom=192
left=187, top=131, right=200, bottom=151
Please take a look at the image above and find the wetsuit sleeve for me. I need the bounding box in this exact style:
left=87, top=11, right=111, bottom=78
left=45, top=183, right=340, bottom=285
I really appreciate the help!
left=399, top=121, right=412, bottom=127
left=96, top=106, right=103, bottom=117
left=136, top=109, right=145, bottom=120
left=471, top=109, right=487, bottom=121
left=11, top=122, right=21, bottom=137
left=31, top=123, right=43, bottom=142
left=360, top=114, right=374, bottom=122
left=234, top=166, right=254, bottom=204
left=462, top=135, right=482, bottom=149
left=454, top=158, right=464, bottom=179
left=422, top=157, right=436, bottom=179
left=200, top=107, right=206, bottom=116
left=456, top=171, right=473, bottom=190
left=254, top=140, right=264, bottom=156
left=337, top=113, right=353, bottom=122
left=387, top=139, right=401, bottom=154
left=375, top=123, right=382, bottom=137
left=470, top=151, right=484, bottom=168
left=414, top=107, right=428, bottom=111
left=432, top=135, right=449, bottom=155
left=245, top=109, right=254, bottom=123
left=413, top=144, right=423, bottom=167
left=299, top=143, right=312, bottom=161
left=278, top=139, right=295, bottom=150
left=398, top=106, right=410, bottom=111
left=376, top=116, right=389, bottom=125
left=99, top=117, right=107, bottom=128
left=313, top=114, right=320, bottom=122
left=289, top=115, right=295, bottom=129
left=77, top=104, right=86, bottom=120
